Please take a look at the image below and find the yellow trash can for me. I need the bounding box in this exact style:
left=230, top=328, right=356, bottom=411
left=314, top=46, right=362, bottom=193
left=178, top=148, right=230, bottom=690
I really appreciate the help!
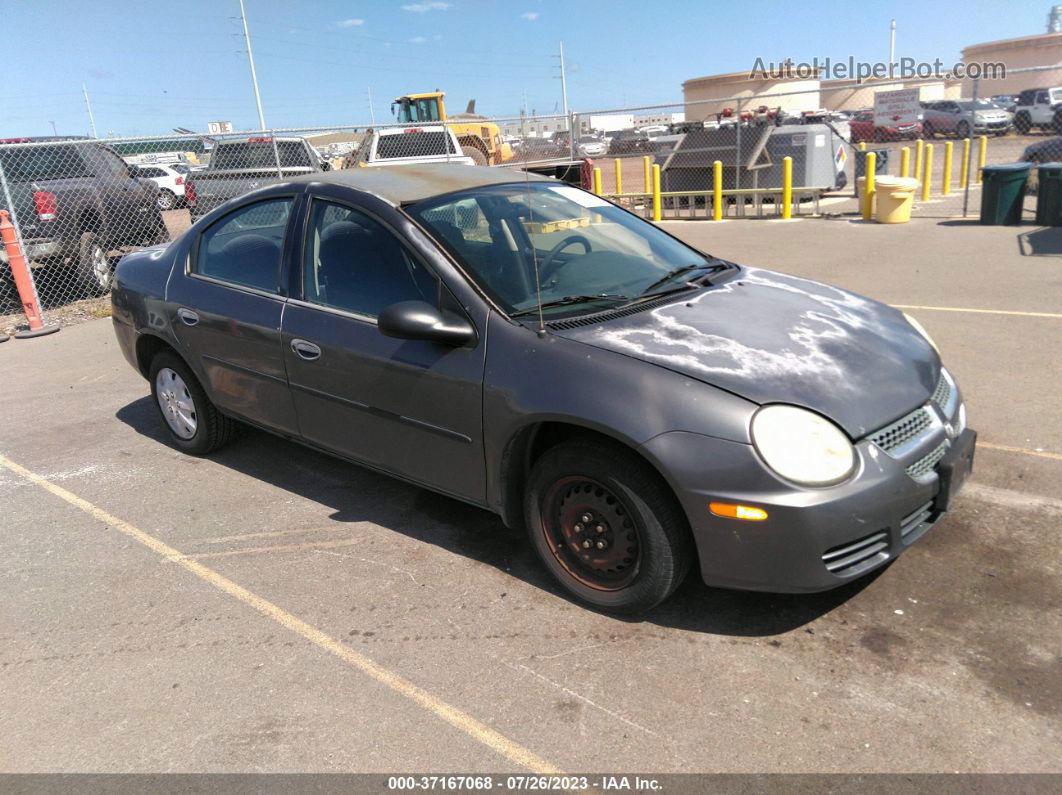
left=873, top=176, right=920, bottom=224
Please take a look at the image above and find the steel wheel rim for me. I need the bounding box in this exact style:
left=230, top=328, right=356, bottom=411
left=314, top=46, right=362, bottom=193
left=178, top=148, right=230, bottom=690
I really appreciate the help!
left=540, top=476, right=642, bottom=591
left=91, top=244, right=111, bottom=289
left=155, top=368, right=197, bottom=439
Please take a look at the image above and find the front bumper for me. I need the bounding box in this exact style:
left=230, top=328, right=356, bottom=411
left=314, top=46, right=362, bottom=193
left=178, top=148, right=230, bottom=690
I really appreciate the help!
left=641, top=415, right=975, bottom=594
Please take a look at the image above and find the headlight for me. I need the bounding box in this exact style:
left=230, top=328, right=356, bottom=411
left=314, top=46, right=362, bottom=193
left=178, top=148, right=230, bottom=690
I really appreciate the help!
left=751, top=405, right=856, bottom=487
left=903, top=312, right=939, bottom=354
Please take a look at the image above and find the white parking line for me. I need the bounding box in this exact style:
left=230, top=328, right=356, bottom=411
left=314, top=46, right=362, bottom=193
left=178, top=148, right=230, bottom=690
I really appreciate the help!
left=893, top=304, right=1062, bottom=320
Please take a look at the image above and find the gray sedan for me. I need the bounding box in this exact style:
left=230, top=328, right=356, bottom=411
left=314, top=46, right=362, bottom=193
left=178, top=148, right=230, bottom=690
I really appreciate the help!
left=110, top=165, right=975, bottom=613
left=922, top=99, right=1011, bottom=138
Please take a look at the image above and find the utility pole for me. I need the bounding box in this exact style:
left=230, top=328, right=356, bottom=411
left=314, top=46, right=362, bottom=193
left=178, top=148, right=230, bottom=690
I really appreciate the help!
left=49, top=121, right=57, bottom=136
left=239, top=0, right=267, bottom=130
left=367, top=86, right=376, bottom=125
left=889, top=19, right=896, bottom=78
left=554, top=41, right=569, bottom=134
left=81, top=83, right=97, bottom=138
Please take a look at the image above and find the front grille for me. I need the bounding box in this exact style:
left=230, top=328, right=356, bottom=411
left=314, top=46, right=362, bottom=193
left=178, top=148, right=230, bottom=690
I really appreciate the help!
left=906, top=441, right=949, bottom=479
left=869, top=407, right=932, bottom=453
left=822, top=531, right=889, bottom=576
left=931, top=372, right=952, bottom=412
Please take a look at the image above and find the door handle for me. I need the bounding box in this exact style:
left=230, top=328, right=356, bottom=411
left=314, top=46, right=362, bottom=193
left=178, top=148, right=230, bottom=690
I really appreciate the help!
left=176, top=308, right=199, bottom=326
left=291, top=339, right=322, bottom=361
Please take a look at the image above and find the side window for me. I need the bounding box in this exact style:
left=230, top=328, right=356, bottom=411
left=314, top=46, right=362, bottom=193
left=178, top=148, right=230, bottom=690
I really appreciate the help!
left=302, top=200, right=439, bottom=318
left=1036, top=91, right=1050, bottom=104
left=195, top=198, right=293, bottom=292
left=88, top=146, right=133, bottom=178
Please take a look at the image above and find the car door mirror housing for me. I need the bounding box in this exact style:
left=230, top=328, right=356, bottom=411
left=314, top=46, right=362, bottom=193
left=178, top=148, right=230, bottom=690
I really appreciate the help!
left=377, top=300, right=475, bottom=346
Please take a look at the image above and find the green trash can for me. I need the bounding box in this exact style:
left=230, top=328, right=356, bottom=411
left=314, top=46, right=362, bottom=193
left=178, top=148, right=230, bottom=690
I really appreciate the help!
left=1034, top=162, right=1062, bottom=226
left=980, top=163, right=1030, bottom=225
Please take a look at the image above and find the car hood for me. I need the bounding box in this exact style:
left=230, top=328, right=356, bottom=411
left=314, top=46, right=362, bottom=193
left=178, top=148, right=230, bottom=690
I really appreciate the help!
left=549, top=268, right=938, bottom=438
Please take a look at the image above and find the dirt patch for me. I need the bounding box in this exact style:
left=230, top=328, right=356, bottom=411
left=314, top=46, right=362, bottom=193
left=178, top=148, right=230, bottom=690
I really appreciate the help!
left=0, top=295, right=111, bottom=336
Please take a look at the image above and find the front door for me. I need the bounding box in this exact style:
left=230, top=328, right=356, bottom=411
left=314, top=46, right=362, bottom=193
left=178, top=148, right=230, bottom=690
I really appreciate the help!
left=281, top=197, right=487, bottom=502
left=167, top=195, right=300, bottom=435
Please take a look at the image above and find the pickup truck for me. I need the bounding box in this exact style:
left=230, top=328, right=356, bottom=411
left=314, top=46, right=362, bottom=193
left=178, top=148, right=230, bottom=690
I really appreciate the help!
left=354, top=126, right=475, bottom=167
left=185, top=136, right=328, bottom=221
left=0, top=136, right=165, bottom=295
left=1013, top=87, right=1062, bottom=134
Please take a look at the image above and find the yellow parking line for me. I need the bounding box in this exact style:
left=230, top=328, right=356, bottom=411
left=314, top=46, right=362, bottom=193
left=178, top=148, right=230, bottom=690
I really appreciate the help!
left=892, top=304, right=1062, bottom=319
left=977, top=442, right=1062, bottom=462
left=0, top=452, right=562, bottom=775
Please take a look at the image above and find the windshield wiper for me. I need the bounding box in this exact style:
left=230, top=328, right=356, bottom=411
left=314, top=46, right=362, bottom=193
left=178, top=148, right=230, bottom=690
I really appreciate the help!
left=625, top=261, right=734, bottom=304
left=640, top=264, right=707, bottom=294
left=509, top=294, right=630, bottom=318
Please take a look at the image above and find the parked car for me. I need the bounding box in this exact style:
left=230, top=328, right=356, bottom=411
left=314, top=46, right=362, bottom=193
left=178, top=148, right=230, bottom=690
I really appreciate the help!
left=355, top=125, right=475, bottom=168
left=576, top=135, right=607, bottom=157
left=922, top=99, right=1011, bottom=138
left=111, top=165, right=975, bottom=614
left=0, top=136, right=165, bottom=295
left=185, top=136, right=328, bottom=221
left=608, top=129, right=653, bottom=155
left=991, top=94, right=1018, bottom=114
left=131, top=163, right=187, bottom=210
left=849, top=110, right=923, bottom=143
left=1013, top=87, right=1062, bottom=134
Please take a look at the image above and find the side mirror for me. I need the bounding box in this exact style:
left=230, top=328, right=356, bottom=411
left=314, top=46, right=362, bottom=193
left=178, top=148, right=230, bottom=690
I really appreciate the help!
left=377, top=300, right=475, bottom=347
left=320, top=161, right=331, bottom=171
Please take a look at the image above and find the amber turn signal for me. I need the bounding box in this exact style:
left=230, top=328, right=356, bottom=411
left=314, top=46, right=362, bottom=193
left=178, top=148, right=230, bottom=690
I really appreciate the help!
left=709, top=502, right=769, bottom=521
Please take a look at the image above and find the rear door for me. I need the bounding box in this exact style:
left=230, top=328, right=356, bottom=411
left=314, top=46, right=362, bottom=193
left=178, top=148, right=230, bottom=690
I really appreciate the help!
left=166, top=194, right=301, bottom=435
left=280, top=190, right=487, bottom=501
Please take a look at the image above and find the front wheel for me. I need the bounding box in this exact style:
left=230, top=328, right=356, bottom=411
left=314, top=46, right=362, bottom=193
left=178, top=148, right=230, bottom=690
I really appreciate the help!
left=157, top=189, right=176, bottom=211
left=149, top=351, right=237, bottom=455
left=461, top=145, right=488, bottom=166
left=957, top=120, right=971, bottom=139
left=1015, top=113, right=1031, bottom=134
left=525, top=438, right=692, bottom=614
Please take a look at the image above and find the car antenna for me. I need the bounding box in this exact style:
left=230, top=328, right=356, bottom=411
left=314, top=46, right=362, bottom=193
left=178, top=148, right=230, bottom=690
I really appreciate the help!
left=524, top=165, right=546, bottom=337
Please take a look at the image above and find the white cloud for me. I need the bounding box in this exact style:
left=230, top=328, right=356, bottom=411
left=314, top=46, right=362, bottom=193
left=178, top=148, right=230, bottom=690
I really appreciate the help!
left=336, top=18, right=364, bottom=27
left=409, top=35, right=428, bottom=44
left=402, top=2, right=451, bottom=11
left=520, top=12, right=540, bottom=21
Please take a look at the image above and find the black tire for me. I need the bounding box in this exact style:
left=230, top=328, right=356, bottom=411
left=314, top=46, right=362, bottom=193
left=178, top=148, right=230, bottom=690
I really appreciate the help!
left=148, top=350, right=237, bottom=455
left=923, top=122, right=936, bottom=139
left=157, top=189, right=176, bottom=211
left=1015, top=113, right=1031, bottom=134
left=1053, top=111, right=1062, bottom=135
left=957, top=120, right=970, bottom=139
left=525, top=437, right=692, bottom=614
left=76, top=231, right=112, bottom=296
left=461, top=145, right=488, bottom=166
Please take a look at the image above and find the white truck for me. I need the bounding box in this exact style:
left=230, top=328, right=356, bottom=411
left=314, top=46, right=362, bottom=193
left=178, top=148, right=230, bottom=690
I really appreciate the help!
left=356, top=126, right=475, bottom=168
left=1013, top=87, right=1062, bottom=134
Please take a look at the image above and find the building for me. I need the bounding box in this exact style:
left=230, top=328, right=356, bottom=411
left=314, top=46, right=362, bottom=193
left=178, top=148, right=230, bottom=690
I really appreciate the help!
left=682, top=70, right=821, bottom=121
left=634, top=112, right=685, bottom=127
left=820, top=77, right=959, bottom=112
left=959, top=32, right=1062, bottom=96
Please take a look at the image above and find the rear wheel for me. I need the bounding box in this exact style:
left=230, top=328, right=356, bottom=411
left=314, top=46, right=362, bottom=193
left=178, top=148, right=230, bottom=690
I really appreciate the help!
left=157, top=189, right=176, bottom=211
left=149, top=351, right=237, bottom=455
left=525, top=438, right=692, bottom=614
left=461, top=145, right=488, bottom=166
left=75, top=232, right=112, bottom=296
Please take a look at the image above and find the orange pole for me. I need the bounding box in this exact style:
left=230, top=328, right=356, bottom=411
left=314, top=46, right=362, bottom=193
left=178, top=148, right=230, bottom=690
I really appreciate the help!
left=0, top=210, right=58, bottom=337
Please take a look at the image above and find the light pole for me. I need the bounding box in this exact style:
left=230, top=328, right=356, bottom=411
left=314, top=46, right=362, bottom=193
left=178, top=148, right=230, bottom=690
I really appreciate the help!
left=239, top=0, right=267, bottom=130
left=82, top=83, right=97, bottom=138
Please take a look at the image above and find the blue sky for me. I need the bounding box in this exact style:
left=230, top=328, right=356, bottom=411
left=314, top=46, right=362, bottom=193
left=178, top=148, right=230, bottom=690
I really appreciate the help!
left=0, top=0, right=1044, bottom=137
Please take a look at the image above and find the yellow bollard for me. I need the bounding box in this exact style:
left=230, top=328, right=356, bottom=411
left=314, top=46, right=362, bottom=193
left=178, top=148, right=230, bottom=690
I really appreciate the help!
left=781, top=156, right=793, bottom=220
left=914, top=139, right=924, bottom=184
left=977, top=135, right=987, bottom=184
left=862, top=152, right=876, bottom=221
left=858, top=141, right=866, bottom=151
left=614, top=159, right=622, bottom=195
left=712, top=160, right=723, bottom=221
left=900, top=147, right=910, bottom=178
left=942, top=141, right=953, bottom=196
left=921, top=144, right=933, bottom=202
left=652, top=164, right=662, bottom=222
left=960, top=138, right=971, bottom=189
left=593, top=167, right=602, bottom=196
left=643, top=155, right=651, bottom=193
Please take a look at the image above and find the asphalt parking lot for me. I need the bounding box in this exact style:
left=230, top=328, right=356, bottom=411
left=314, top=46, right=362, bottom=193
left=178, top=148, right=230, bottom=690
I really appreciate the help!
left=0, top=216, right=1059, bottom=775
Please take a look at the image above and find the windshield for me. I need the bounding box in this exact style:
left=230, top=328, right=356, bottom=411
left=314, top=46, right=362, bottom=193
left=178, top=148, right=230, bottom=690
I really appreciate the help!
left=211, top=140, right=313, bottom=170
left=396, top=98, right=441, bottom=123
left=407, top=183, right=720, bottom=317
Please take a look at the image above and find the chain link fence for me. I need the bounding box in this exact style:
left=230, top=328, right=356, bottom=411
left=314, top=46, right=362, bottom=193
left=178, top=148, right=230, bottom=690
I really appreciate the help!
left=2, top=68, right=1058, bottom=331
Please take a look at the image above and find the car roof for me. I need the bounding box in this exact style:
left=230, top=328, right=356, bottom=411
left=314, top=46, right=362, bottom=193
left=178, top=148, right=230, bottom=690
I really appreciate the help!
left=287, top=164, right=552, bottom=205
